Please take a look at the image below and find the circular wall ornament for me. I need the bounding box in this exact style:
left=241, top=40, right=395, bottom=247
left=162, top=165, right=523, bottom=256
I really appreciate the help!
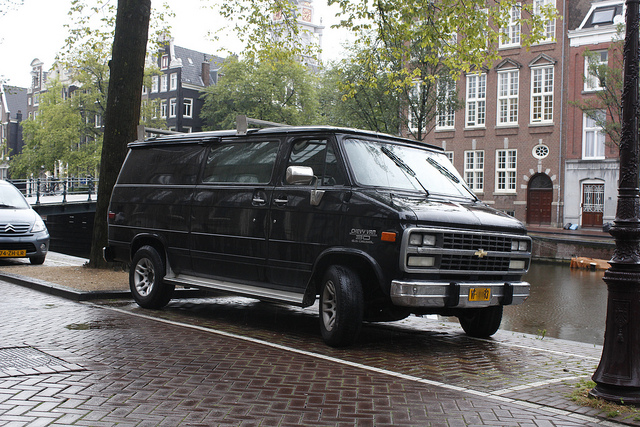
left=533, top=144, right=549, bottom=159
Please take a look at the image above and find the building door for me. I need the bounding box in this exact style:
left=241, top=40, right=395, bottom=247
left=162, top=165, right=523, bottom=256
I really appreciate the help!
left=582, top=183, right=604, bottom=228
left=527, top=174, right=553, bottom=224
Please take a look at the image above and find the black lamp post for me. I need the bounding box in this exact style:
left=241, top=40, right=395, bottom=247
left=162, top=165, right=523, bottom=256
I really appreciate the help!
left=590, top=0, right=640, bottom=404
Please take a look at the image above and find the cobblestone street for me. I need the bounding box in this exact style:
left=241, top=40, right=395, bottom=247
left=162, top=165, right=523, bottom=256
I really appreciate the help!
left=0, top=273, right=632, bottom=426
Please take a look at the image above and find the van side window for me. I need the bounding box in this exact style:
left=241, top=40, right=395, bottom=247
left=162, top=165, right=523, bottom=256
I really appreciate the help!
left=118, top=145, right=205, bottom=185
left=203, top=141, right=279, bottom=183
left=287, top=139, right=345, bottom=186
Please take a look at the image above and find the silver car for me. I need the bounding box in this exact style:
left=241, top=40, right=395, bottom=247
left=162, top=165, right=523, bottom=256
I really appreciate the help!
left=0, top=181, right=49, bottom=264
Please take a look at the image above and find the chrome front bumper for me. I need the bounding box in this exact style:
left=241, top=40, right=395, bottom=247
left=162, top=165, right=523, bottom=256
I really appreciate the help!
left=390, top=280, right=530, bottom=308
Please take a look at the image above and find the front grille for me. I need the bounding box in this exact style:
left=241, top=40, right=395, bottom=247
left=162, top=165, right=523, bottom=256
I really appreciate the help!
left=0, top=223, right=31, bottom=236
left=440, top=255, right=512, bottom=271
left=443, top=233, right=511, bottom=252
left=402, top=227, right=530, bottom=275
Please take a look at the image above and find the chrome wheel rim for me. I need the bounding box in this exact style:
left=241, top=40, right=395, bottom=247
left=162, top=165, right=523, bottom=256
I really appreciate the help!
left=322, top=280, right=337, bottom=331
left=133, top=258, right=154, bottom=297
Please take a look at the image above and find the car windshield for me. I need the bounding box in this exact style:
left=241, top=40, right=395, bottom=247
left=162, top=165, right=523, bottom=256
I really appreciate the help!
left=343, top=138, right=476, bottom=200
left=0, top=184, right=30, bottom=209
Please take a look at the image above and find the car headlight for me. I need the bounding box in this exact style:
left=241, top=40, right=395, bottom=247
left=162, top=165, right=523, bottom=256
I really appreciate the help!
left=31, top=217, right=47, bottom=233
left=511, top=239, right=528, bottom=252
left=409, top=233, right=437, bottom=247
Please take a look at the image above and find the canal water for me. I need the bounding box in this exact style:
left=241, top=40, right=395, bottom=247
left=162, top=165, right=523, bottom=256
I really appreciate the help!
left=502, top=261, right=608, bottom=345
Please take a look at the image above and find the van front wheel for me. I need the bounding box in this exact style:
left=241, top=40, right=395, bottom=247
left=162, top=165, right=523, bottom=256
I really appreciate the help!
left=130, top=245, right=174, bottom=309
left=458, top=306, right=503, bottom=338
left=319, top=265, right=363, bottom=347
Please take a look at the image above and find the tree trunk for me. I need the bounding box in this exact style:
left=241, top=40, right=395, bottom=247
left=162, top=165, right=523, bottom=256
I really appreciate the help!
left=87, top=0, right=151, bottom=268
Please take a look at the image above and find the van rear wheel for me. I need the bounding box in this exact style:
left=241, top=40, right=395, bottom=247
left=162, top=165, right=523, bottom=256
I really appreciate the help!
left=319, top=265, right=363, bottom=347
left=130, top=245, right=174, bottom=309
left=458, top=306, right=503, bottom=338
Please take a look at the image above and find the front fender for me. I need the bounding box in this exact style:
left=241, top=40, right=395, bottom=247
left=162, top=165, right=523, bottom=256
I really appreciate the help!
left=301, top=247, right=387, bottom=307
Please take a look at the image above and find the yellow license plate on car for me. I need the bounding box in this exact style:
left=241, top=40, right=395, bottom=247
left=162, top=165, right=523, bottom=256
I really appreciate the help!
left=0, top=250, right=26, bottom=257
left=469, top=287, right=491, bottom=302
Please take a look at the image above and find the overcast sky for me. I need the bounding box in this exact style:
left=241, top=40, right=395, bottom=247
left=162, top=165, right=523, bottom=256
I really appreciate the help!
left=0, top=0, right=347, bottom=88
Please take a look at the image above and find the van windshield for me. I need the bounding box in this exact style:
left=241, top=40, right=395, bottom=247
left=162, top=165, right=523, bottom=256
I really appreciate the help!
left=343, top=138, right=476, bottom=200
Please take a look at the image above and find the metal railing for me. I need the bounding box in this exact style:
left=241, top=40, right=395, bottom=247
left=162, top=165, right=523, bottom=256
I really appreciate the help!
left=9, top=177, right=98, bottom=205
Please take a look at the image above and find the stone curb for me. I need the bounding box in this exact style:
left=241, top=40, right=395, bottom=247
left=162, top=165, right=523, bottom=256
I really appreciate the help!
left=0, top=271, right=209, bottom=301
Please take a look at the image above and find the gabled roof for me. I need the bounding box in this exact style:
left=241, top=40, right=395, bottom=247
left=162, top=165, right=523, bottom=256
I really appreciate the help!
left=173, top=45, right=225, bottom=87
left=568, top=0, right=624, bottom=47
left=1, top=85, right=28, bottom=121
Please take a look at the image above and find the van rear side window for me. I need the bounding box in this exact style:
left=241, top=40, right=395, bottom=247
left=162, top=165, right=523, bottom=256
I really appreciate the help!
left=118, top=145, right=205, bottom=185
left=202, top=141, right=280, bottom=184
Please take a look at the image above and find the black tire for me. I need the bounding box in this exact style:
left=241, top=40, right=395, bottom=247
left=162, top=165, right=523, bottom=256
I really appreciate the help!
left=29, top=255, right=46, bottom=265
left=319, top=265, right=364, bottom=347
left=458, top=306, right=503, bottom=338
left=130, top=245, right=174, bottom=309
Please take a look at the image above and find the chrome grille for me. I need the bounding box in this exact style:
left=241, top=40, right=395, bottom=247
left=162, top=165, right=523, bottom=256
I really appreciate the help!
left=442, top=233, right=511, bottom=252
left=440, top=255, right=512, bottom=271
left=401, top=227, right=531, bottom=275
left=0, top=223, right=31, bottom=235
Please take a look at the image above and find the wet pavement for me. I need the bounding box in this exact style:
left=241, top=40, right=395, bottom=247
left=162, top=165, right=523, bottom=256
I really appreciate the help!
left=0, top=255, right=637, bottom=426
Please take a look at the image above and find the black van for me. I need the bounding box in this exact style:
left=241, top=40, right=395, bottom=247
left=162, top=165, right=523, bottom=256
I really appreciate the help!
left=104, top=126, right=531, bottom=347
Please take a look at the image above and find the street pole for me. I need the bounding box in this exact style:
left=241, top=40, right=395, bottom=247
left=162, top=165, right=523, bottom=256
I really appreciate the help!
left=590, top=0, right=640, bottom=404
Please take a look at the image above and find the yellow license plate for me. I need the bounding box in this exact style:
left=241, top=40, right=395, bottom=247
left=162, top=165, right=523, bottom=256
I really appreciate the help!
left=469, top=287, right=491, bottom=302
left=0, top=250, right=26, bottom=257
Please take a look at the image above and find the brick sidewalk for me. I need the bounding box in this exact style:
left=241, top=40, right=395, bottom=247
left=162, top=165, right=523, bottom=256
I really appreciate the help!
left=0, top=278, right=628, bottom=426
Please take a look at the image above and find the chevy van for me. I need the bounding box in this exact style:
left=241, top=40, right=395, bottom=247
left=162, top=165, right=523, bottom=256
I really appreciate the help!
left=104, top=126, right=531, bottom=347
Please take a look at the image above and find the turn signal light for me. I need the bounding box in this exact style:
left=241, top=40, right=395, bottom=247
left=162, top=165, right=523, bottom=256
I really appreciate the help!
left=381, top=232, right=397, bottom=242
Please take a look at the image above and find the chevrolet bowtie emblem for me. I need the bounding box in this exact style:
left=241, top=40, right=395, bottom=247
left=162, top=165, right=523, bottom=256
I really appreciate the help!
left=474, top=248, right=488, bottom=258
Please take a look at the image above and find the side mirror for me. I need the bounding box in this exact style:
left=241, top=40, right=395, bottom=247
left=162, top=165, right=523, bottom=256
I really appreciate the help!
left=286, top=166, right=314, bottom=185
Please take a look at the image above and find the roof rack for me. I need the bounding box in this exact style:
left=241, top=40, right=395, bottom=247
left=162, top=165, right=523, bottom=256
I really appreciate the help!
left=236, top=115, right=290, bottom=135
left=137, top=125, right=181, bottom=141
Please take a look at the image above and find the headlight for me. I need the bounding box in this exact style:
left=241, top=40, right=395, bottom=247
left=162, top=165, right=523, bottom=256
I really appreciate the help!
left=409, top=233, right=437, bottom=246
left=511, top=240, right=528, bottom=251
left=31, top=217, right=47, bottom=233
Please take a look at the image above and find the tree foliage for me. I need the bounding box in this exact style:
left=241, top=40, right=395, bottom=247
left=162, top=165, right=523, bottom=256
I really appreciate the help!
left=201, top=55, right=319, bottom=129
left=218, top=0, right=555, bottom=139
left=318, top=52, right=400, bottom=133
left=12, top=77, right=102, bottom=178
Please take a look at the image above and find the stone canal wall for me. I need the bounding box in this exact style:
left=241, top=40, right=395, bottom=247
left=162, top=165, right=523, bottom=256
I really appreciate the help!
left=531, top=234, right=614, bottom=263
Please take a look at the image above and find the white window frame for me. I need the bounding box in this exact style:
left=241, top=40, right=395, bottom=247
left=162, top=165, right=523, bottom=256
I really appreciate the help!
left=161, top=75, right=168, bottom=92
left=170, top=73, right=178, bottom=91
left=584, top=50, right=608, bottom=92
left=464, top=150, right=485, bottom=193
left=534, top=0, right=556, bottom=42
left=531, top=66, right=554, bottom=124
left=160, top=100, right=167, bottom=118
left=183, top=98, right=193, bottom=118
left=161, top=55, right=169, bottom=70
left=500, top=4, right=521, bottom=48
left=169, top=98, right=177, bottom=118
left=436, top=79, right=456, bottom=130
left=466, top=73, right=486, bottom=128
left=445, top=151, right=454, bottom=164
left=496, top=149, right=517, bottom=193
left=497, top=69, right=519, bottom=126
left=582, top=110, right=606, bottom=159
left=151, top=76, right=159, bottom=93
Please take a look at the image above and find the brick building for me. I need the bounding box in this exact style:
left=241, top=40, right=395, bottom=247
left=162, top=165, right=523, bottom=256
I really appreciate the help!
left=565, top=0, right=623, bottom=228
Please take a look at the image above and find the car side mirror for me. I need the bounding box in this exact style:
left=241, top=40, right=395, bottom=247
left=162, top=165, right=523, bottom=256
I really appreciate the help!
left=286, top=166, right=314, bottom=185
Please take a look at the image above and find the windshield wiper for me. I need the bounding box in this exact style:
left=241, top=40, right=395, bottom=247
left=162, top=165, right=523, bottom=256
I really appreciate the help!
left=381, top=146, right=429, bottom=195
left=426, top=157, right=478, bottom=200
left=426, top=158, right=459, bottom=183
